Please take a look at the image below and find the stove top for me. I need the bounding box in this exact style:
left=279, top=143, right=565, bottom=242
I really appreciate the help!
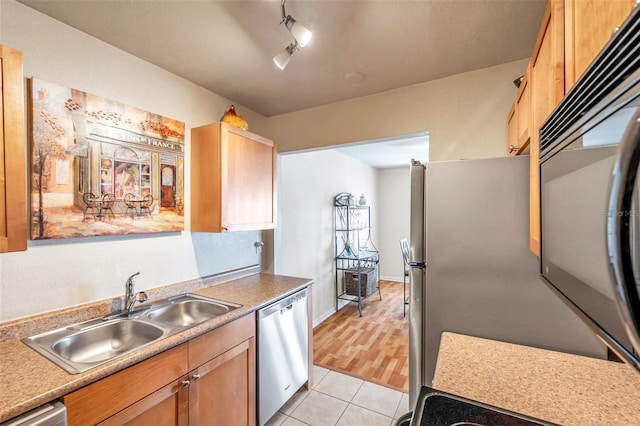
left=412, top=387, right=557, bottom=426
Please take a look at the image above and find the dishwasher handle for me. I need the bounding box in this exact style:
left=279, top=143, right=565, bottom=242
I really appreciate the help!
left=280, top=304, right=294, bottom=314
left=258, top=289, right=307, bottom=319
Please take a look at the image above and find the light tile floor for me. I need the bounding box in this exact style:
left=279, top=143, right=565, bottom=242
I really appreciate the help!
left=265, top=365, right=410, bottom=426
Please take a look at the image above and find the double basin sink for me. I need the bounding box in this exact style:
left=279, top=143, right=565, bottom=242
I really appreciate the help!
left=23, top=294, right=241, bottom=374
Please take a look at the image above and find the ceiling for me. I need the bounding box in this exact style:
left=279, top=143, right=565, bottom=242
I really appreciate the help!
left=19, top=0, right=546, bottom=119
left=334, top=132, right=429, bottom=169
left=18, top=0, right=544, bottom=169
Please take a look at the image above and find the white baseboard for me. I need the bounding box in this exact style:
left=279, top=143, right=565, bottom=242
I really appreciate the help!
left=312, top=299, right=351, bottom=328
left=313, top=307, right=336, bottom=328
left=380, top=275, right=403, bottom=283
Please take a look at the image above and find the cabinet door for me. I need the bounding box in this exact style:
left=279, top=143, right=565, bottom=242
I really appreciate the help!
left=62, top=344, right=188, bottom=425
left=191, top=122, right=276, bottom=232
left=0, top=45, right=27, bottom=252
left=98, top=375, right=189, bottom=426
left=222, top=126, right=276, bottom=231
left=516, top=64, right=531, bottom=151
left=529, top=0, right=564, bottom=256
left=508, top=64, right=532, bottom=156
left=564, top=0, right=636, bottom=90
left=507, top=102, right=518, bottom=155
left=189, top=337, right=256, bottom=426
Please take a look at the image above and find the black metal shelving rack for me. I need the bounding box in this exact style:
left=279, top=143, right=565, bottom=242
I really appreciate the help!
left=334, top=194, right=381, bottom=316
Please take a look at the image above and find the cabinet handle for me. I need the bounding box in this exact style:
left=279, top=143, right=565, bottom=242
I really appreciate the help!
left=192, top=374, right=201, bottom=381
left=181, top=380, right=191, bottom=387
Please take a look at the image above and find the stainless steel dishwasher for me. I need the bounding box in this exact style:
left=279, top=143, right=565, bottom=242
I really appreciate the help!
left=0, top=400, right=66, bottom=426
left=257, top=288, right=308, bottom=426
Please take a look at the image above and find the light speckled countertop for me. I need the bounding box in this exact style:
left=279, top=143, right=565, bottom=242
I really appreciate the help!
left=433, top=332, right=640, bottom=425
left=0, top=268, right=312, bottom=423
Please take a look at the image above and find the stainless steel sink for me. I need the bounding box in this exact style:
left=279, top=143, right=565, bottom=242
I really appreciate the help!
left=23, top=318, right=166, bottom=374
left=142, top=294, right=241, bottom=328
left=23, top=293, right=241, bottom=374
left=51, top=319, right=164, bottom=364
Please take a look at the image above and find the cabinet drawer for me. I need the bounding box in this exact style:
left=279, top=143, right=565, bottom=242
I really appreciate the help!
left=188, top=313, right=255, bottom=369
left=62, top=343, right=188, bottom=426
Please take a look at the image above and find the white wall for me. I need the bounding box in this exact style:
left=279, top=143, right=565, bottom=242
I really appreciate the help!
left=377, top=168, right=410, bottom=281
left=279, top=150, right=377, bottom=324
left=265, top=59, right=528, bottom=162
left=0, top=1, right=271, bottom=321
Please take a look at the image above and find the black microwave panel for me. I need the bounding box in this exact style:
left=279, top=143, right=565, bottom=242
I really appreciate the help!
left=540, top=83, right=640, bottom=370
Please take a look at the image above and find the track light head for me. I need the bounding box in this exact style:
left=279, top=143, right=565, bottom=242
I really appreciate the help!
left=273, top=42, right=298, bottom=70
left=284, top=15, right=312, bottom=47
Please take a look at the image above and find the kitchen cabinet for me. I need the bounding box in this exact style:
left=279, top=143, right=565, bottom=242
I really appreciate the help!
left=62, top=344, right=189, bottom=425
left=529, top=0, right=565, bottom=255
left=507, top=102, right=518, bottom=155
left=564, top=0, right=636, bottom=91
left=507, top=64, right=532, bottom=156
left=62, top=313, right=256, bottom=426
left=97, top=374, right=189, bottom=426
left=187, top=312, right=256, bottom=426
left=191, top=122, right=276, bottom=232
left=505, top=0, right=636, bottom=255
left=0, top=45, right=27, bottom=253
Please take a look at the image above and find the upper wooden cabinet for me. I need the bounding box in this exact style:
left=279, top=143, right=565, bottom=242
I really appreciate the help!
left=508, top=64, right=532, bottom=156
left=516, top=64, right=532, bottom=150
left=0, top=45, right=27, bottom=252
left=507, top=102, right=518, bottom=155
left=191, top=122, right=276, bottom=232
left=529, top=0, right=565, bottom=256
left=564, top=0, right=636, bottom=90
left=506, top=0, right=635, bottom=255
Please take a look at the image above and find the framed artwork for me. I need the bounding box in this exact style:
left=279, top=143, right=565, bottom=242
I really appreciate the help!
left=29, top=78, right=185, bottom=239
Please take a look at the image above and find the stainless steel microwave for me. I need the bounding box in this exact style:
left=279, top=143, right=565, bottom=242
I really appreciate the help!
left=539, top=7, right=640, bottom=371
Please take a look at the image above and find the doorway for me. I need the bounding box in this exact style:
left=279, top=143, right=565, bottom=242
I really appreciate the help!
left=276, top=132, right=428, bottom=392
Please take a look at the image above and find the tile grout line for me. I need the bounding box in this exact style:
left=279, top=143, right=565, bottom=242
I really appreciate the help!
left=275, top=367, right=406, bottom=425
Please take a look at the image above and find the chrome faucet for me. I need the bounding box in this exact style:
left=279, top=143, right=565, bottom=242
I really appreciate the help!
left=124, top=272, right=148, bottom=312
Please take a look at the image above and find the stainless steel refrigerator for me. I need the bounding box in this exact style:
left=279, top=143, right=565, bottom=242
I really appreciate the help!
left=407, top=156, right=606, bottom=408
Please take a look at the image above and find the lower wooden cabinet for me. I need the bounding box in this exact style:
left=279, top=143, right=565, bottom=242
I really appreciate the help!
left=63, top=313, right=256, bottom=426
left=98, top=375, right=190, bottom=426
left=188, top=313, right=256, bottom=426
left=189, top=338, right=255, bottom=425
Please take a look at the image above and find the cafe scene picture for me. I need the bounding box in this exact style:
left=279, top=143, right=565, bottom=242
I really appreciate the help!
left=30, top=78, right=185, bottom=239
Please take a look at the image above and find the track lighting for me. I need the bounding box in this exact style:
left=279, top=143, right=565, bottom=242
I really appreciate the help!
left=273, top=0, right=312, bottom=70
left=283, top=15, right=312, bottom=47
left=273, top=42, right=298, bottom=70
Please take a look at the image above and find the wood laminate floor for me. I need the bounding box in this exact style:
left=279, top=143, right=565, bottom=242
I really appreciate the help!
left=313, top=280, right=409, bottom=393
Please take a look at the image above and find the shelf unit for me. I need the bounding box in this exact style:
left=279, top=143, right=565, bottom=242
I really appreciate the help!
left=334, top=194, right=381, bottom=316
